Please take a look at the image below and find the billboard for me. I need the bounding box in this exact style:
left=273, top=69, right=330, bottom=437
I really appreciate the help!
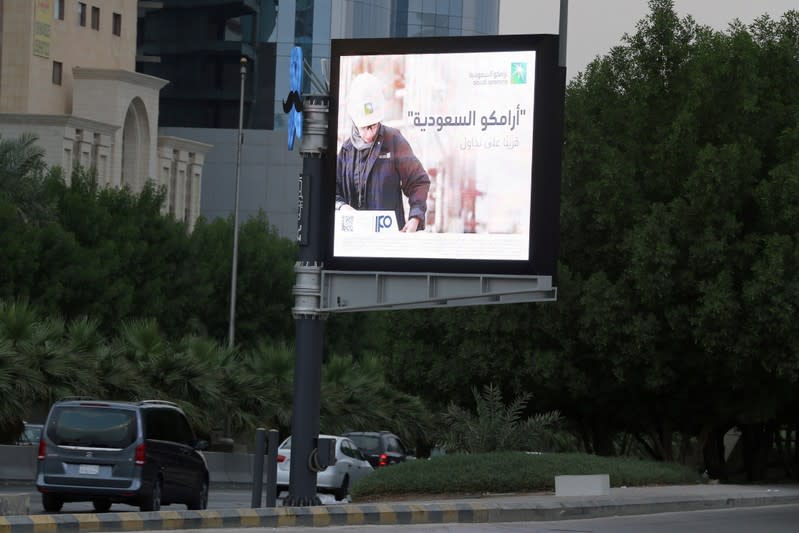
left=325, top=35, right=563, bottom=276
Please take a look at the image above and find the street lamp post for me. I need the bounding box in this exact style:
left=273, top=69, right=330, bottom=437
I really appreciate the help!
left=228, top=57, right=247, bottom=349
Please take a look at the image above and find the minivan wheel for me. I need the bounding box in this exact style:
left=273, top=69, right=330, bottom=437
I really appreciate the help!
left=187, top=479, right=208, bottom=510
left=92, top=499, right=112, bottom=513
left=140, top=478, right=162, bottom=511
left=334, top=475, right=349, bottom=501
left=42, top=493, right=63, bottom=512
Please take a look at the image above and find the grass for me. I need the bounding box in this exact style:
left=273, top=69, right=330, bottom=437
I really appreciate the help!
left=350, top=452, right=702, bottom=500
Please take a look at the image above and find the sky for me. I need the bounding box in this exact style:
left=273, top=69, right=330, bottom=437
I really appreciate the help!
left=498, top=0, right=798, bottom=78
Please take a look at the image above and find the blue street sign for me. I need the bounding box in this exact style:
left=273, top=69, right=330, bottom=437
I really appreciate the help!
left=285, top=46, right=304, bottom=150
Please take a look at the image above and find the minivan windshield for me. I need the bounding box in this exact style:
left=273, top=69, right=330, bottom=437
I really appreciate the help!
left=47, top=406, right=137, bottom=449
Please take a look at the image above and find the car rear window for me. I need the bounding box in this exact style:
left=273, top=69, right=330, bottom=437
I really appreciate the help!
left=348, top=435, right=381, bottom=452
left=19, top=424, right=42, bottom=444
left=46, top=406, right=137, bottom=449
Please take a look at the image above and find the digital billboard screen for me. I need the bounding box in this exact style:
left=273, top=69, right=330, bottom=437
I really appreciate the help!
left=325, top=35, right=563, bottom=276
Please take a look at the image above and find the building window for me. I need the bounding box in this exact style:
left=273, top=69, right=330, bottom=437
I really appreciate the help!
left=113, top=13, right=121, bottom=36
left=52, top=61, right=63, bottom=85
left=78, top=3, right=86, bottom=26
left=91, top=6, right=100, bottom=30
left=54, top=0, right=65, bottom=20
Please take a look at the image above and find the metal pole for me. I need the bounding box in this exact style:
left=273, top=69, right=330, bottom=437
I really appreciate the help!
left=228, top=57, right=247, bottom=348
left=558, top=0, right=568, bottom=69
left=284, top=95, right=329, bottom=507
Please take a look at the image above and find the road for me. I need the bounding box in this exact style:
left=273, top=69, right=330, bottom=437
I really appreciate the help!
left=0, top=483, right=341, bottom=514
left=123, top=504, right=799, bottom=533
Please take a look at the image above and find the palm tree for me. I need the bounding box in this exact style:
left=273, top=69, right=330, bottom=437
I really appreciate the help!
left=16, top=316, right=101, bottom=405
left=321, top=354, right=384, bottom=434
left=0, top=133, right=53, bottom=223
left=117, top=319, right=224, bottom=435
left=176, top=335, right=243, bottom=437
left=0, top=337, right=44, bottom=443
left=320, top=353, right=433, bottom=444
left=438, top=383, right=564, bottom=454
left=235, top=341, right=295, bottom=436
left=0, top=301, right=102, bottom=442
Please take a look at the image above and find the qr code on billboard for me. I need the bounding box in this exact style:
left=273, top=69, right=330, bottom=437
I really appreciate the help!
left=340, top=215, right=354, bottom=232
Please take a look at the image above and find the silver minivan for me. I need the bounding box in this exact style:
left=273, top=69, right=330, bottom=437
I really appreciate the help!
left=36, top=398, right=209, bottom=513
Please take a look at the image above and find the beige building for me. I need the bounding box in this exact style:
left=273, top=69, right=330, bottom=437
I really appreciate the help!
left=0, top=0, right=210, bottom=228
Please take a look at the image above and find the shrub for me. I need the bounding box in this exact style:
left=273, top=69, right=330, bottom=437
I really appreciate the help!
left=351, top=451, right=701, bottom=499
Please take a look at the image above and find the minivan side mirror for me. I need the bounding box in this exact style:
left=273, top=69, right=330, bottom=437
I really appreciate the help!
left=194, top=439, right=209, bottom=451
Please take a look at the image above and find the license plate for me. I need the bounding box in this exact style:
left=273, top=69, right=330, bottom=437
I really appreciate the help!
left=79, top=464, right=100, bottom=475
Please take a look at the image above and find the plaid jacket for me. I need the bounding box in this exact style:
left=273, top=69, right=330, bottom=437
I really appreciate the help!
left=336, top=124, right=430, bottom=230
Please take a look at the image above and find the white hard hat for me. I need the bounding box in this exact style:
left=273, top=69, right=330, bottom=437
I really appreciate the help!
left=347, top=72, right=385, bottom=128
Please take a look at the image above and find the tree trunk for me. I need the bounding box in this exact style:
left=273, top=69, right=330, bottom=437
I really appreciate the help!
left=740, top=422, right=773, bottom=482
left=794, top=424, right=799, bottom=480
left=684, top=425, right=711, bottom=471
left=634, top=433, right=659, bottom=460
left=592, top=424, right=615, bottom=456
left=0, top=418, right=24, bottom=445
left=774, top=424, right=792, bottom=479
left=702, top=425, right=728, bottom=481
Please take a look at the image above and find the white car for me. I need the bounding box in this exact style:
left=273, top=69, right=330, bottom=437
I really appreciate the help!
left=276, top=435, right=374, bottom=500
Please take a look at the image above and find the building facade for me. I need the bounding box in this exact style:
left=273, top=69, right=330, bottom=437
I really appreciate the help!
left=137, top=0, right=499, bottom=238
left=0, top=0, right=210, bottom=228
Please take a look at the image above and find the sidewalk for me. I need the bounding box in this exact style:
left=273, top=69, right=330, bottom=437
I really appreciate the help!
left=2, top=484, right=799, bottom=532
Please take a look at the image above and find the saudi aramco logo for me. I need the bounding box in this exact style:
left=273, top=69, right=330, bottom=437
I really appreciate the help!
left=511, top=62, right=527, bottom=84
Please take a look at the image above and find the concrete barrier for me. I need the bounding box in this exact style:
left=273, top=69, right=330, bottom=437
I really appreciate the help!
left=0, top=446, right=36, bottom=482
left=204, top=451, right=258, bottom=485
left=555, top=474, right=610, bottom=496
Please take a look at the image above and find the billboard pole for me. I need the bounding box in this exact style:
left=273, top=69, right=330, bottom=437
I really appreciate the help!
left=285, top=84, right=330, bottom=504
left=558, top=0, right=568, bottom=69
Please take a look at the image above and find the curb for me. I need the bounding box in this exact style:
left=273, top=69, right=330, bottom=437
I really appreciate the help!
left=2, top=492, right=799, bottom=533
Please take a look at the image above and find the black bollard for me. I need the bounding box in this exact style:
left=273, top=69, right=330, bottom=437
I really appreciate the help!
left=265, top=429, right=280, bottom=507
left=250, top=428, right=266, bottom=507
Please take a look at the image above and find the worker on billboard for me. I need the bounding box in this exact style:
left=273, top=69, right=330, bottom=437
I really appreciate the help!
left=335, top=72, right=430, bottom=232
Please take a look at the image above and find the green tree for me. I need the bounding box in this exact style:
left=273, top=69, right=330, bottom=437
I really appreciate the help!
left=384, top=1, right=799, bottom=480
left=229, top=212, right=296, bottom=345
left=188, top=212, right=296, bottom=348
left=44, top=169, right=206, bottom=337
left=0, top=196, right=40, bottom=303
left=558, top=0, right=799, bottom=474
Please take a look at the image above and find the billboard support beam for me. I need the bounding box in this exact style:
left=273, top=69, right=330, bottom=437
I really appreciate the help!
left=321, top=271, right=556, bottom=313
